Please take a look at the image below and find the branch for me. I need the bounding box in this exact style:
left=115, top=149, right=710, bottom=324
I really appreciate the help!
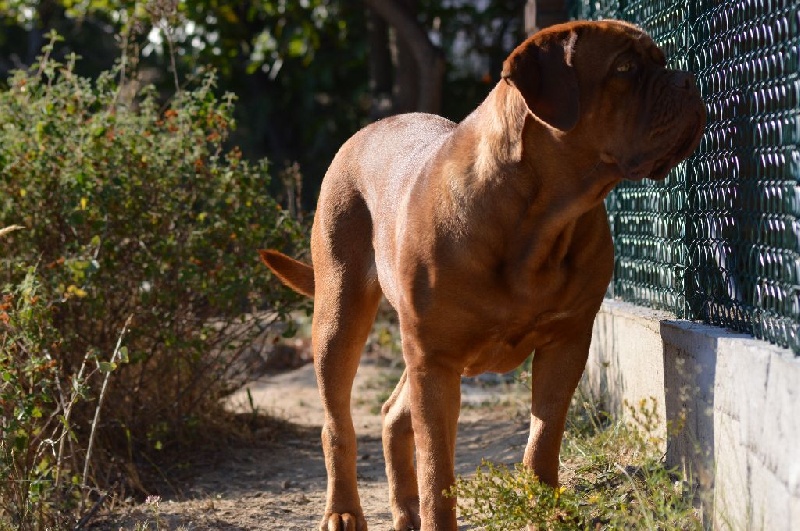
left=81, top=315, right=133, bottom=510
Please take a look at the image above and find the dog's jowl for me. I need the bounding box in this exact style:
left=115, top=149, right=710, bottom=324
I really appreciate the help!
left=260, top=20, right=705, bottom=531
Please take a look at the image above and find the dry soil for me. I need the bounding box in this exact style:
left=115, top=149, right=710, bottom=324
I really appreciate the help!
left=96, top=355, right=532, bottom=530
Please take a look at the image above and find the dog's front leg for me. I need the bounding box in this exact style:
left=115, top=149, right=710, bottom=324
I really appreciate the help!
left=405, top=346, right=462, bottom=531
left=523, top=331, right=592, bottom=487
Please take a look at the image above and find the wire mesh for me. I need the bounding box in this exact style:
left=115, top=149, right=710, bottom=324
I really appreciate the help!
left=569, top=0, right=800, bottom=354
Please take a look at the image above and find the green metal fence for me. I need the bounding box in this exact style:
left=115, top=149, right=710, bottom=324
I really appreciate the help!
left=569, top=0, right=800, bottom=355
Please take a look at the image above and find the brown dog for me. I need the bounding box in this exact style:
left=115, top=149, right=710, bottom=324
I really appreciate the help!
left=259, top=20, right=705, bottom=531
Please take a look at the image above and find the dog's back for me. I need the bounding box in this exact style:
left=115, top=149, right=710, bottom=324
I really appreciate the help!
left=334, top=112, right=455, bottom=210
left=315, top=113, right=455, bottom=307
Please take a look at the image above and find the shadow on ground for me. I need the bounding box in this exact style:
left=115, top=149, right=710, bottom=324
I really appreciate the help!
left=92, top=359, right=531, bottom=530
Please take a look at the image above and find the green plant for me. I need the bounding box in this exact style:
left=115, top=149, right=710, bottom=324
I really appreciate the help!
left=452, top=395, right=702, bottom=530
left=1, top=266, right=82, bottom=529
left=0, top=32, right=308, bottom=525
left=450, top=460, right=583, bottom=530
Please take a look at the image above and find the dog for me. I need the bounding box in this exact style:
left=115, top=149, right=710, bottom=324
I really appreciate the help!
left=259, top=19, right=705, bottom=531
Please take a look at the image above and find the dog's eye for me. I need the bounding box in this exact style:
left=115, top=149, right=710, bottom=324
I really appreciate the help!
left=615, top=61, right=636, bottom=74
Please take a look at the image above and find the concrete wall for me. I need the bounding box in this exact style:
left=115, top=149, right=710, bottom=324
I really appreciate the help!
left=583, top=299, right=800, bottom=530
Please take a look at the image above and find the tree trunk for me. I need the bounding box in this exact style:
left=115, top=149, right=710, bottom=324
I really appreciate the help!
left=367, top=9, right=394, bottom=118
left=393, top=5, right=419, bottom=114
left=364, top=0, right=445, bottom=115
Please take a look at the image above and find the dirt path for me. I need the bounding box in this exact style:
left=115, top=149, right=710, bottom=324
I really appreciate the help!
left=102, top=358, right=531, bottom=530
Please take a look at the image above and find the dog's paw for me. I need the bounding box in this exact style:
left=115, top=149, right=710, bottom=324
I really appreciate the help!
left=391, top=498, right=421, bottom=530
left=319, top=512, right=367, bottom=531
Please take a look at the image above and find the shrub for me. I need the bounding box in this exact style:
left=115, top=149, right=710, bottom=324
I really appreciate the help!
left=0, top=34, right=308, bottom=526
left=1, top=266, right=74, bottom=530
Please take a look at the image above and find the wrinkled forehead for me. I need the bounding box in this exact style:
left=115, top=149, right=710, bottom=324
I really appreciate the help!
left=533, top=20, right=666, bottom=68
left=614, top=23, right=666, bottom=65
left=578, top=20, right=666, bottom=65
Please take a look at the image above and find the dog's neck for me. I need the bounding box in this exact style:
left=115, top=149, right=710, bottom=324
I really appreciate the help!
left=467, top=81, right=619, bottom=202
left=464, top=82, right=622, bottom=275
left=435, top=82, right=621, bottom=284
left=469, top=82, right=529, bottom=174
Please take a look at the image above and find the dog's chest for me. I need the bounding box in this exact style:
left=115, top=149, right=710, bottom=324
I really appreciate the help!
left=396, top=200, right=614, bottom=375
left=456, top=260, right=606, bottom=375
left=463, top=315, right=570, bottom=376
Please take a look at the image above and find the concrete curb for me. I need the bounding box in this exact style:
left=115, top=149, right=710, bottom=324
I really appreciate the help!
left=583, top=299, right=800, bottom=530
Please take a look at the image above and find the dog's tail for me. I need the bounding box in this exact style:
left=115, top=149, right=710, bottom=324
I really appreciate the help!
left=258, top=249, right=315, bottom=298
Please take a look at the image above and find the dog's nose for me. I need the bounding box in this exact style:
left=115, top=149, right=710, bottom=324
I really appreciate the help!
left=670, top=71, right=696, bottom=90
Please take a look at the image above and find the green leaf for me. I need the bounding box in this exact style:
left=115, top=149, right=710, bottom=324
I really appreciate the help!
left=287, top=35, right=307, bottom=57
left=281, top=320, right=298, bottom=338
left=98, top=361, right=117, bottom=373
left=118, top=346, right=129, bottom=364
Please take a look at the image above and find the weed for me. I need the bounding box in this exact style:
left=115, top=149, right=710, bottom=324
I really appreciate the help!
left=129, top=495, right=165, bottom=531
left=452, top=394, right=702, bottom=530
left=450, top=460, right=583, bottom=530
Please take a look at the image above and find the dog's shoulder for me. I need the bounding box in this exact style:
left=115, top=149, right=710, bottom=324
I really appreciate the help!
left=365, top=112, right=456, bottom=139
left=335, top=113, right=457, bottom=172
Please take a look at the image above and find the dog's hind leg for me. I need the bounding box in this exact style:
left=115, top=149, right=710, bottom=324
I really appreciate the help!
left=381, top=369, right=421, bottom=529
left=311, top=190, right=382, bottom=531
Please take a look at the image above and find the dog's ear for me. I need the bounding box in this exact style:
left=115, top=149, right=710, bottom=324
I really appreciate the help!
left=501, top=30, right=580, bottom=132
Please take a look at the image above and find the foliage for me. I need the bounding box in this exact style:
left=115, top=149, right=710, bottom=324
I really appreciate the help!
left=0, top=1, right=371, bottom=204
left=0, top=33, right=308, bottom=525
left=452, top=460, right=583, bottom=530
left=0, top=268, right=76, bottom=530
left=421, top=0, right=526, bottom=119
left=452, top=396, right=702, bottom=530
left=0, top=2, right=530, bottom=204
left=139, top=0, right=372, bottom=191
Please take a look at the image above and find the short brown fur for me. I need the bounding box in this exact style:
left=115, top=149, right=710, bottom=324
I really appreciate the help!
left=260, top=20, right=705, bottom=531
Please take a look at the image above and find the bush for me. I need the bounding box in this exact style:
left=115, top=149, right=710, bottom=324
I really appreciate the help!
left=0, top=35, right=308, bottom=527
left=1, top=265, right=75, bottom=530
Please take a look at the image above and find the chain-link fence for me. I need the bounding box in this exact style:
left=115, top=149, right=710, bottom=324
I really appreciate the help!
left=567, top=0, right=800, bottom=355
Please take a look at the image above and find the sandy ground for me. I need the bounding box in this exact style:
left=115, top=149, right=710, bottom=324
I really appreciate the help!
left=96, top=357, right=533, bottom=530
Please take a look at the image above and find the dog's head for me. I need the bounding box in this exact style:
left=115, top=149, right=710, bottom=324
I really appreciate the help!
left=502, top=20, right=706, bottom=182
